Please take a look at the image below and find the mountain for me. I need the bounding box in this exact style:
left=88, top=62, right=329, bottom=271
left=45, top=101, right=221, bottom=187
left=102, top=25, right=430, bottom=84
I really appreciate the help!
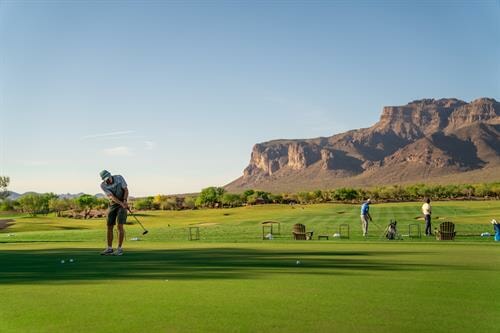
left=226, top=98, right=500, bottom=193
left=6, top=191, right=21, bottom=200
left=58, top=192, right=86, bottom=199
left=5, top=192, right=106, bottom=200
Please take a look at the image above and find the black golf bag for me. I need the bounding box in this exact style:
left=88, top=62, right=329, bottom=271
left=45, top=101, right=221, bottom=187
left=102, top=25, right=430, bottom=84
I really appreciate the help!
left=386, top=220, right=398, bottom=240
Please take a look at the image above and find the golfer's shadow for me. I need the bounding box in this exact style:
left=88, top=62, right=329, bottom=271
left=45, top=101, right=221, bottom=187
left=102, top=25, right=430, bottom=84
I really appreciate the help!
left=0, top=247, right=441, bottom=284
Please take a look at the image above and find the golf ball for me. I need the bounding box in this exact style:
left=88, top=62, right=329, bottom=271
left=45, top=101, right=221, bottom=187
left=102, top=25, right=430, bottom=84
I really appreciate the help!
left=61, top=260, right=65, bottom=264
left=296, top=260, right=300, bottom=265
left=69, top=259, right=74, bottom=263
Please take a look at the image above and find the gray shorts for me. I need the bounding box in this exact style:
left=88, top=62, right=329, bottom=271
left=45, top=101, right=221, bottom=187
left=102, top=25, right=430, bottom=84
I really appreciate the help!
left=107, top=205, right=127, bottom=226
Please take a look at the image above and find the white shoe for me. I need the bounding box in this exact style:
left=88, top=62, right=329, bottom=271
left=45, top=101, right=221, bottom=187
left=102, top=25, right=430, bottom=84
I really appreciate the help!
left=114, top=248, right=124, bottom=256
left=100, top=248, right=114, bottom=256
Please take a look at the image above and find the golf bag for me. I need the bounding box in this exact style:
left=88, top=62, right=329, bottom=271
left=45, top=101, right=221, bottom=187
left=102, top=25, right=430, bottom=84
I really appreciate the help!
left=492, top=219, right=500, bottom=242
left=386, top=220, right=398, bottom=240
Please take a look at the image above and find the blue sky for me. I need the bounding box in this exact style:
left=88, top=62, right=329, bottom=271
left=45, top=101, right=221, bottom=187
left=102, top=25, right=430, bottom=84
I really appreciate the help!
left=1, top=0, right=499, bottom=196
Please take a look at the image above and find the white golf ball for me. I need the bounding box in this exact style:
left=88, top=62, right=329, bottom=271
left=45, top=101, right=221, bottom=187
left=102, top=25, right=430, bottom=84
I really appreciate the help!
left=61, top=260, right=65, bottom=264
left=69, top=259, right=74, bottom=263
left=296, top=260, right=300, bottom=265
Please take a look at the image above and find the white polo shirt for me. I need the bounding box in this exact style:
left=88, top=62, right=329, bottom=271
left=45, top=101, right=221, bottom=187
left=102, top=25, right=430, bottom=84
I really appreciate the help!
left=422, top=203, right=431, bottom=215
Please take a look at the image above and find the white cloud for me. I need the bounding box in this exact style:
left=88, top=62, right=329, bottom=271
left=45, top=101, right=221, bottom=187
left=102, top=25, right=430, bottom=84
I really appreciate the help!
left=81, top=130, right=135, bottom=140
left=144, top=141, right=155, bottom=150
left=103, top=146, right=133, bottom=156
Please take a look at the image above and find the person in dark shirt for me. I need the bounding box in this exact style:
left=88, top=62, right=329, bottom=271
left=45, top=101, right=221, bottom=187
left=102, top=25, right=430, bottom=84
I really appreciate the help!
left=99, top=170, right=128, bottom=256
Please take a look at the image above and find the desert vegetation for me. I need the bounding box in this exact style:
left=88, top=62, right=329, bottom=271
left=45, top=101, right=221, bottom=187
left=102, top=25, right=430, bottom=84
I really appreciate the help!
left=1, top=182, right=499, bottom=216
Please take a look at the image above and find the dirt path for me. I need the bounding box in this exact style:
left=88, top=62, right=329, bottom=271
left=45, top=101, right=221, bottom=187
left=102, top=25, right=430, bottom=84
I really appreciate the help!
left=192, top=222, right=219, bottom=227
left=0, top=219, right=14, bottom=230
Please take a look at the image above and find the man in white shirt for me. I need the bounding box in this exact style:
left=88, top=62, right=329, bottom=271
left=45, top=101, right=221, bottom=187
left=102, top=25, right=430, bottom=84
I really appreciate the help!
left=422, top=198, right=432, bottom=236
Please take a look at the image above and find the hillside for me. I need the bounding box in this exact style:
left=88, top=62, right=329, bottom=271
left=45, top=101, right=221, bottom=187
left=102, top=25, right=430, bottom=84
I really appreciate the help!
left=226, top=98, right=500, bottom=193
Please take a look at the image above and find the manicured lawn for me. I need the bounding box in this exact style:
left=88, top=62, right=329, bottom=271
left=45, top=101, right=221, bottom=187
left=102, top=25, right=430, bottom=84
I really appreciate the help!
left=1, top=202, right=499, bottom=332
left=1, top=242, right=499, bottom=333
left=2, top=201, right=499, bottom=242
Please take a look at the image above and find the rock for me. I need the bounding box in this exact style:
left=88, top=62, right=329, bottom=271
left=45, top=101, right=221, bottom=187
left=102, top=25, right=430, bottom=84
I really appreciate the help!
left=226, top=98, right=500, bottom=192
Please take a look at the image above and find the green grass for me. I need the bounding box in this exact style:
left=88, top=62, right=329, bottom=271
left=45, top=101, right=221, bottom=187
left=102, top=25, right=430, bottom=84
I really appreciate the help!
left=1, top=201, right=499, bottom=332
left=2, top=201, right=499, bottom=242
left=1, top=242, right=499, bottom=333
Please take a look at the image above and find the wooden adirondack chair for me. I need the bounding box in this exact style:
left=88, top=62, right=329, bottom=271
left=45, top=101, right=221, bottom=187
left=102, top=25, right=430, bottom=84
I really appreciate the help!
left=435, top=221, right=456, bottom=240
left=292, top=223, right=313, bottom=240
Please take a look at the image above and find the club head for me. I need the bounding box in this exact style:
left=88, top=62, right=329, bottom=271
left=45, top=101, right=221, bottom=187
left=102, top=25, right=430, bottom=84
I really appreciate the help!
left=142, top=230, right=149, bottom=235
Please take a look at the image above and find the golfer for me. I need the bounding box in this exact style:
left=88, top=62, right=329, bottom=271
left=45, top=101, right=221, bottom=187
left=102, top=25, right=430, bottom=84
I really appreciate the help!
left=422, top=198, right=432, bottom=236
left=360, top=199, right=372, bottom=237
left=99, top=170, right=128, bottom=256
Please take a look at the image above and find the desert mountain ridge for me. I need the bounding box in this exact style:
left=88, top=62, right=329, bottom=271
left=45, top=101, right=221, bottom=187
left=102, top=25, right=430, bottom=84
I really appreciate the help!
left=225, top=98, right=500, bottom=193
left=5, top=191, right=107, bottom=200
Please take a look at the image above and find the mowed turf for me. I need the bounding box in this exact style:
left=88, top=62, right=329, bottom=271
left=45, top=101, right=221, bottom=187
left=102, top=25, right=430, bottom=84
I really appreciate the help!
left=2, top=201, right=499, bottom=242
left=1, top=242, right=499, bottom=333
left=1, top=202, right=499, bottom=332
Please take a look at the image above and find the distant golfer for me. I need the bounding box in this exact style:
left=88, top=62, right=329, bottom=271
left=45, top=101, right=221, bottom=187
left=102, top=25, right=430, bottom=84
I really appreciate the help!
left=360, top=199, right=372, bottom=237
left=99, top=170, right=128, bottom=256
left=422, top=198, right=432, bottom=236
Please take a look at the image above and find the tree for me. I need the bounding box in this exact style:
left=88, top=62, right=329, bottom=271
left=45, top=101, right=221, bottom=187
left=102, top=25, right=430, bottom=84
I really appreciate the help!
left=474, top=183, right=492, bottom=198
left=459, top=184, right=474, bottom=199
left=242, top=189, right=255, bottom=202
left=245, top=193, right=259, bottom=205
left=311, top=190, right=324, bottom=203
left=152, top=195, right=179, bottom=210
left=269, top=193, right=284, bottom=204
left=255, top=191, right=271, bottom=203
left=391, top=185, right=407, bottom=201
left=443, top=184, right=460, bottom=199
left=282, top=193, right=298, bottom=204
left=75, top=194, right=99, bottom=219
left=163, top=197, right=178, bottom=210
left=0, top=199, right=16, bottom=211
left=153, top=194, right=167, bottom=210
left=182, top=196, right=196, bottom=210
left=18, top=193, right=49, bottom=216
left=134, top=197, right=154, bottom=210
left=419, top=185, right=433, bottom=199
left=49, top=198, right=72, bottom=217
left=243, top=191, right=271, bottom=205
left=196, top=187, right=225, bottom=208
left=215, top=187, right=226, bottom=198
left=0, top=176, right=9, bottom=201
left=95, top=198, right=109, bottom=210
left=332, top=187, right=359, bottom=201
left=489, top=182, right=500, bottom=199
left=221, top=193, right=243, bottom=207
left=378, top=186, right=395, bottom=201
left=297, top=192, right=313, bottom=204
left=405, top=184, right=425, bottom=200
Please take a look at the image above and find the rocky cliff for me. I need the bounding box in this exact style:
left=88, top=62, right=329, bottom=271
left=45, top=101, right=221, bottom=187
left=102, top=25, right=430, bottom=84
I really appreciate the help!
left=226, top=98, right=500, bottom=192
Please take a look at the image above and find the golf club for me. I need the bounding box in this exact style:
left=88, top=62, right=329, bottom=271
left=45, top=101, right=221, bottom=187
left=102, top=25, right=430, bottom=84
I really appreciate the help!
left=127, top=208, right=149, bottom=235
left=370, top=219, right=383, bottom=231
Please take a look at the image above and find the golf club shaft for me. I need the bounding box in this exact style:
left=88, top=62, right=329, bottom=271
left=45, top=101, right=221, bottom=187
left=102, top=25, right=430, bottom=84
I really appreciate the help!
left=128, top=208, right=147, bottom=232
left=370, top=220, right=382, bottom=230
